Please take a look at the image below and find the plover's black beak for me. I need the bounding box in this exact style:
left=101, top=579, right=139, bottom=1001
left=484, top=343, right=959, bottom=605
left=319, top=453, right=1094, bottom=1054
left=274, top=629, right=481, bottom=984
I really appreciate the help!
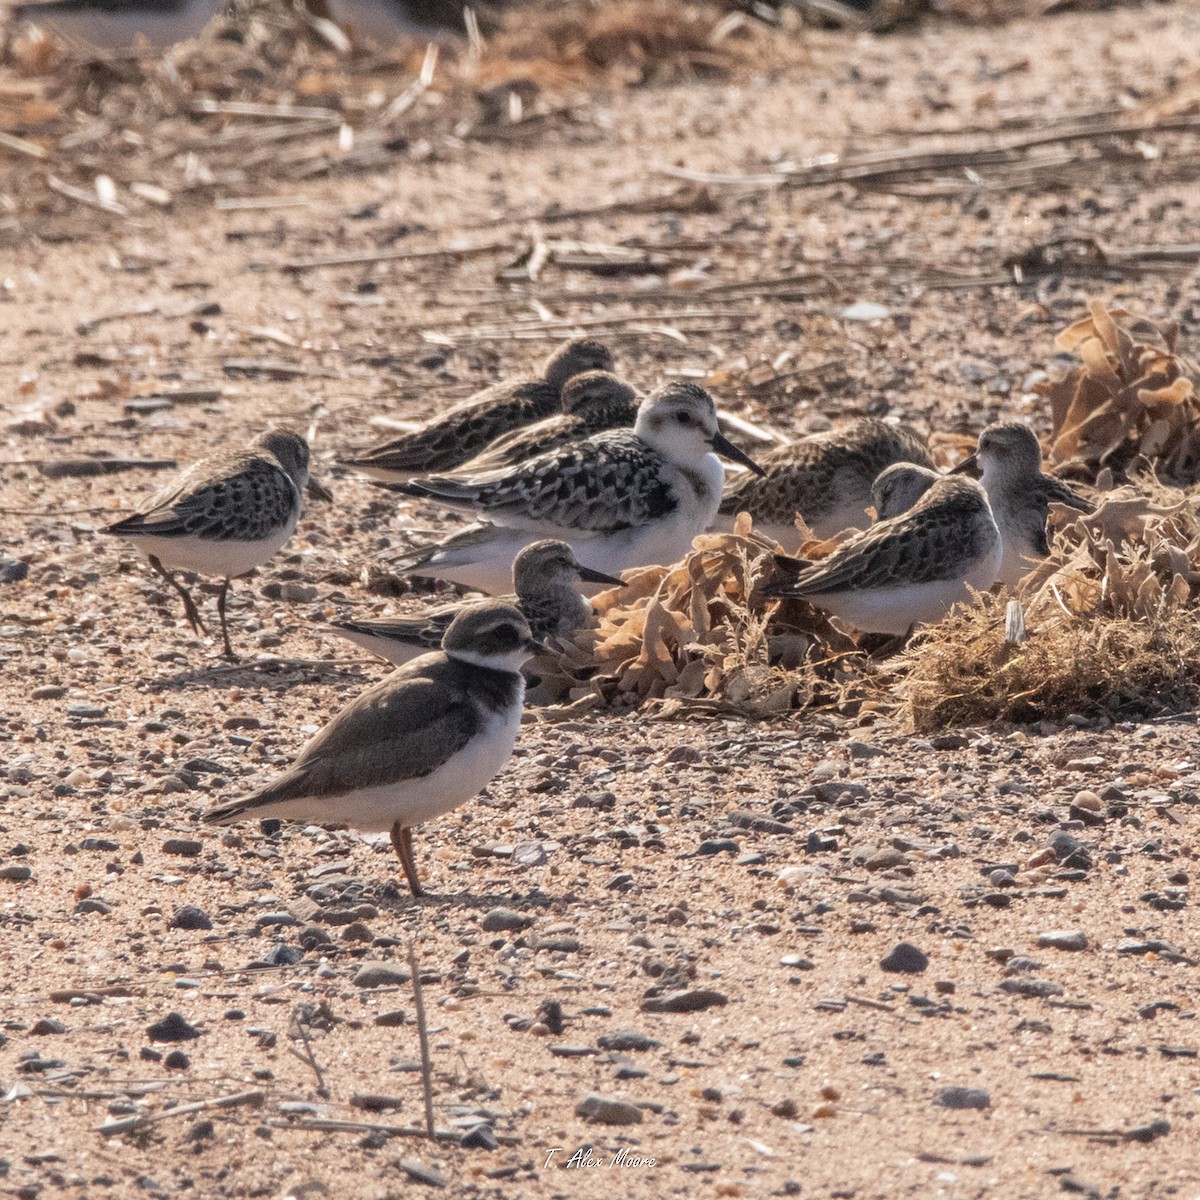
left=577, top=564, right=626, bottom=587
left=711, top=430, right=767, bottom=478
left=307, top=476, right=334, bottom=502
left=949, top=453, right=978, bottom=476
left=522, top=635, right=549, bottom=656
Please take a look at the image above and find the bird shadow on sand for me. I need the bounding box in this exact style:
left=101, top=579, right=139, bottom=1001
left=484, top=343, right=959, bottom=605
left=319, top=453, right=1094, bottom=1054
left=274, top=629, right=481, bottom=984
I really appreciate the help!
left=369, top=885, right=563, bottom=917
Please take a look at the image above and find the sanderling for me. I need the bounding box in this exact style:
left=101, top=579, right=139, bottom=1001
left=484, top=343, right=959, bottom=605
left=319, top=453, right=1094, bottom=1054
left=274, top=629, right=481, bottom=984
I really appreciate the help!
left=715, top=418, right=934, bottom=549
left=340, top=338, right=615, bottom=482
left=204, top=600, right=538, bottom=897
left=457, top=370, right=638, bottom=473
left=952, top=421, right=1094, bottom=587
left=104, top=428, right=331, bottom=658
left=331, top=538, right=621, bottom=665
left=393, top=381, right=766, bottom=594
left=765, top=475, right=1002, bottom=636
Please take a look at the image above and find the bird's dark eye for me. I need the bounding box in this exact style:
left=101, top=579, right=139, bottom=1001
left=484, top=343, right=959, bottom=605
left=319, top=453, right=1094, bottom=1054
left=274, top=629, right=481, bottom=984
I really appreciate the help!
left=492, top=623, right=520, bottom=647
left=676, top=411, right=690, bottom=424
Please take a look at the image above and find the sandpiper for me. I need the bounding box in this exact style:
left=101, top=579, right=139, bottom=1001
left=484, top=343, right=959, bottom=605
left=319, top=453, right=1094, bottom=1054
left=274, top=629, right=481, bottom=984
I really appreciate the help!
left=871, top=462, right=940, bottom=521
left=204, top=600, right=539, bottom=898
left=715, top=419, right=934, bottom=550
left=456, top=370, right=638, bottom=473
left=8, top=0, right=222, bottom=49
left=765, top=475, right=1002, bottom=636
left=394, top=381, right=767, bottom=595
left=104, top=428, right=332, bottom=658
left=331, top=539, right=622, bottom=665
left=340, top=338, right=615, bottom=483
left=952, top=421, right=1094, bottom=587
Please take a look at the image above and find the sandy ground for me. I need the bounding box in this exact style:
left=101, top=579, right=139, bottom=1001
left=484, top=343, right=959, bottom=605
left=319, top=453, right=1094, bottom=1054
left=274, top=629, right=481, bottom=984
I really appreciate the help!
left=4, top=4, right=1200, bottom=1197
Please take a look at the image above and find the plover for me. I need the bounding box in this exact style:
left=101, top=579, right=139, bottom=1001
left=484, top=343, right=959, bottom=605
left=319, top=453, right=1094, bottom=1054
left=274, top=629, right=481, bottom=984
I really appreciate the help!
left=394, top=381, right=767, bottom=595
left=203, top=600, right=538, bottom=898
left=715, top=419, right=934, bottom=550
left=340, top=338, right=615, bottom=483
left=952, top=421, right=1094, bottom=587
left=457, top=370, right=639, bottom=473
left=871, top=462, right=940, bottom=521
left=8, top=0, right=223, bottom=49
left=104, top=428, right=332, bottom=658
left=765, top=475, right=1002, bottom=636
left=331, top=539, right=622, bottom=665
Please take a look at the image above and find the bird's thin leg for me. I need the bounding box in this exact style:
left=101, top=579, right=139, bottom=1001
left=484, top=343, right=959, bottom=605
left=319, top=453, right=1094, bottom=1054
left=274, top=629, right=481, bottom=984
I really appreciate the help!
left=148, top=554, right=205, bottom=638
left=390, top=822, right=425, bottom=898
left=216, top=578, right=235, bottom=660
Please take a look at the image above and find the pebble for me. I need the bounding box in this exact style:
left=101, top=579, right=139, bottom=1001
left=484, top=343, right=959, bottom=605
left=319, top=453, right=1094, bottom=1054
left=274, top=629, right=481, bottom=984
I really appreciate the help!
left=353, top=963, right=411, bottom=988
left=840, top=301, right=891, bottom=322
left=481, top=907, right=531, bottom=933
left=0, top=559, right=30, bottom=583
left=80, top=837, right=119, bottom=852
left=147, top=1012, right=201, bottom=1042
left=279, top=582, right=318, bottom=604
left=31, top=685, right=67, bottom=700
left=726, top=809, right=794, bottom=835
left=398, top=1158, right=447, bottom=1188
left=256, top=911, right=299, bottom=928
left=374, top=1009, right=407, bottom=1028
left=169, top=906, right=213, bottom=931
left=864, top=849, right=909, bottom=872
left=597, top=1030, right=661, bottom=1052
left=780, top=955, right=815, bottom=971
left=549, top=1045, right=598, bottom=1058
left=1037, top=930, right=1089, bottom=952
left=575, top=1093, right=644, bottom=1126
left=162, top=838, right=203, bottom=858
left=75, top=898, right=112, bottom=915
left=936, top=1086, right=990, bottom=1110
left=999, top=978, right=1064, bottom=997
left=641, top=989, right=728, bottom=1014
left=164, top=1050, right=191, bottom=1070
left=30, top=1019, right=66, bottom=1035
left=880, top=943, right=929, bottom=974
left=460, top=1123, right=498, bottom=1151
left=0, top=865, right=33, bottom=881
left=261, top=945, right=304, bottom=967
left=697, top=838, right=739, bottom=856
left=511, top=840, right=548, bottom=866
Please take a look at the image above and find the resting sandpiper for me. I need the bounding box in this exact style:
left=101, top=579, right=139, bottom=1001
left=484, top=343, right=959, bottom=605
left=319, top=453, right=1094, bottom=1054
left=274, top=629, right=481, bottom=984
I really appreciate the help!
left=104, top=429, right=331, bottom=658
left=340, top=338, right=615, bottom=482
left=871, top=462, right=940, bottom=521
left=393, top=381, right=766, bottom=595
left=204, top=600, right=538, bottom=898
left=765, top=475, right=1002, bottom=636
left=715, top=418, right=934, bottom=549
left=953, top=421, right=1094, bottom=587
left=331, top=538, right=621, bottom=665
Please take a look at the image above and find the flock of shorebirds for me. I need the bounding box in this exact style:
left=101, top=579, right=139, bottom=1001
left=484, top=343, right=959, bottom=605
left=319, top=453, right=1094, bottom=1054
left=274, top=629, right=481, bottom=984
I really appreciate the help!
left=98, top=337, right=1093, bottom=895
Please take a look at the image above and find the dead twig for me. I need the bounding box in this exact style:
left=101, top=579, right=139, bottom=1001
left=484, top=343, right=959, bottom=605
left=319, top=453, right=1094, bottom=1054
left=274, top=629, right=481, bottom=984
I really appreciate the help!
left=96, top=1088, right=264, bottom=1138
left=287, top=1006, right=330, bottom=1100
left=408, top=939, right=436, bottom=1141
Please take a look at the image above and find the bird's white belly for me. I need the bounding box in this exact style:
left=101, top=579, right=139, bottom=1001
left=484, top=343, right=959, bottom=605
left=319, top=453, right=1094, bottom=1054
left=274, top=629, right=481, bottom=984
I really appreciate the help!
left=995, top=533, right=1041, bottom=588
left=132, top=518, right=297, bottom=579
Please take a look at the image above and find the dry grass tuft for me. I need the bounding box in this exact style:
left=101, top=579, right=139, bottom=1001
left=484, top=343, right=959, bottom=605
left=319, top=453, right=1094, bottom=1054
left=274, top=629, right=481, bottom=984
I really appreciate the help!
left=1038, top=298, right=1200, bottom=484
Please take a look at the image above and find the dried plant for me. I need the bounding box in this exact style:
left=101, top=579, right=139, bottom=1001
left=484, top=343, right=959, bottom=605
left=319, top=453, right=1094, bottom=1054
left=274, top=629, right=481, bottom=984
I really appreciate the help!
left=1038, top=299, right=1200, bottom=484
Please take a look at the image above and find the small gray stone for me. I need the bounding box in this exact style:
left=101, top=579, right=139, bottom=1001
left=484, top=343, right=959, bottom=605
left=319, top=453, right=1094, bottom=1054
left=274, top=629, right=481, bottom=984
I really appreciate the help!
left=162, top=838, right=203, bottom=858
left=511, top=840, right=548, bottom=866
left=398, top=1158, right=446, bottom=1188
left=481, top=907, right=531, bottom=933
left=597, top=1030, right=661, bottom=1052
left=697, top=839, right=739, bottom=856
left=936, top=1086, right=990, bottom=1110
left=999, top=978, right=1064, bottom=998
left=0, top=560, right=30, bottom=584
left=0, top=865, right=33, bottom=881
left=147, top=1012, right=201, bottom=1042
left=169, top=906, right=213, bottom=931
left=881, top=943, right=929, bottom=974
left=374, top=1009, right=407, bottom=1028
left=353, top=962, right=411, bottom=989
left=576, top=1093, right=644, bottom=1126
left=1037, top=930, right=1089, bottom=952
left=641, top=989, right=728, bottom=1014
left=780, top=954, right=815, bottom=971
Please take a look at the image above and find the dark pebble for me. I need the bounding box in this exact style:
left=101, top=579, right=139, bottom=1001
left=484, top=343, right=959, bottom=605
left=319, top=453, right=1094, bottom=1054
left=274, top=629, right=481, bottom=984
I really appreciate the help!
left=697, top=839, right=740, bottom=856
left=575, top=1093, right=643, bottom=1126
left=881, top=943, right=929, bottom=974
left=162, top=839, right=203, bottom=857
left=164, top=1050, right=191, bottom=1070
left=936, top=1086, right=990, bottom=1110
left=147, top=1012, right=201, bottom=1042
left=374, top=1010, right=408, bottom=1028
left=30, top=1019, right=66, bottom=1035
left=169, top=906, right=213, bottom=931
left=460, top=1123, right=499, bottom=1151
left=74, top=898, right=111, bottom=915
left=480, top=907, right=531, bottom=933
left=80, top=838, right=120, bottom=852
left=597, top=1030, right=661, bottom=1052
left=641, top=989, right=728, bottom=1014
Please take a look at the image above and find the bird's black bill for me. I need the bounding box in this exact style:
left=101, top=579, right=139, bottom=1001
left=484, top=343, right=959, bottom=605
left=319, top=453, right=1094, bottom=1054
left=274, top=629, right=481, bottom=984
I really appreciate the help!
left=307, top=476, right=334, bottom=502
left=949, top=453, right=978, bottom=476
left=522, top=636, right=549, bottom=656
left=711, top=431, right=767, bottom=477
left=577, top=564, right=626, bottom=587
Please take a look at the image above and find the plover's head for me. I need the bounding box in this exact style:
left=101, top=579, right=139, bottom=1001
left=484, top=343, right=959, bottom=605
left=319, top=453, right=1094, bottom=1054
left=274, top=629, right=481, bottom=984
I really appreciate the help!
left=257, top=428, right=332, bottom=502
left=559, top=371, right=638, bottom=419
left=442, top=600, right=543, bottom=672
left=634, top=382, right=766, bottom=476
left=543, top=338, right=617, bottom=393
left=954, top=421, right=1043, bottom=483
left=871, top=462, right=941, bottom=521
left=513, top=539, right=625, bottom=596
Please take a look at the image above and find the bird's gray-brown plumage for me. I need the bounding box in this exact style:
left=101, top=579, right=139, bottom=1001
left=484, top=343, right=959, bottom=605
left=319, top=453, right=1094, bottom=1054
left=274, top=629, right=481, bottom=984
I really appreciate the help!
left=765, top=475, right=1002, bottom=636
left=454, top=370, right=638, bottom=473
left=871, top=462, right=941, bottom=521
left=103, top=428, right=331, bottom=658
left=331, top=539, right=622, bottom=666
left=339, top=338, right=615, bottom=482
left=717, top=419, right=935, bottom=547
left=204, top=600, right=539, bottom=897
left=953, top=421, right=1094, bottom=587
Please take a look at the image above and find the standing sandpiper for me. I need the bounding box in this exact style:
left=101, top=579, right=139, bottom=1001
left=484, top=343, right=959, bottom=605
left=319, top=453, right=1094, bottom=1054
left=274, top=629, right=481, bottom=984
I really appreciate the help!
left=331, top=539, right=622, bottom=665
left=204, top=600, right=539, bottom=898
left=715, top=419, right=934, bottom=550
left=392, top=381, right=766, bottom=595
left=340, top=338, right=615, bottom=482
left=104, top=429, right=331, bottom=658
left=765, top=475, right=1002, bottom=636
left=952, top=421, right=1094, bottom=587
